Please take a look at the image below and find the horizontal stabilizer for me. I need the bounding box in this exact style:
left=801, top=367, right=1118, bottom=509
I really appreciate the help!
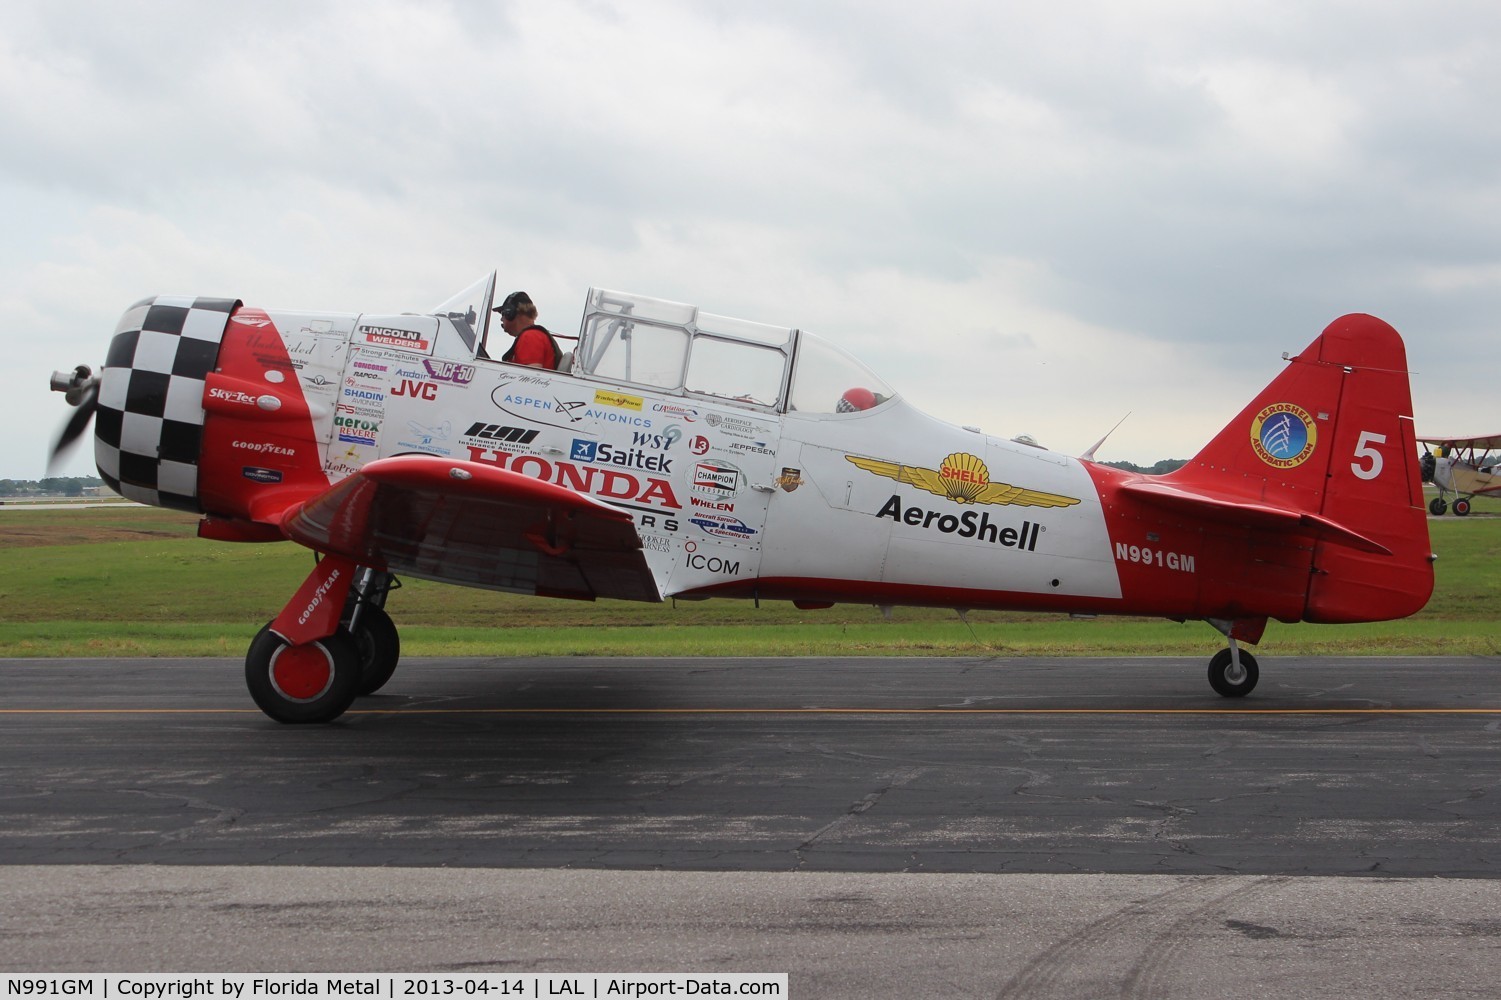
left=1119, top=480, right=1391, bottom=556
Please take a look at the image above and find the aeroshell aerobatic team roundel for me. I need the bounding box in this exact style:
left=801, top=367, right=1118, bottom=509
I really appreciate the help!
left=1250, top=403, right=1318, bottom=469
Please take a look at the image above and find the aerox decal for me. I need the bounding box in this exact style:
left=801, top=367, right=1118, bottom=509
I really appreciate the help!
left=846, top=452, right=1081, bottom=509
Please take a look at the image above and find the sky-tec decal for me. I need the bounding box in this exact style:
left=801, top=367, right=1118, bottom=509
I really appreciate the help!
left=1250, top=402, right=1317, bottom=469
left=847, top=452, right=1081, bottom=508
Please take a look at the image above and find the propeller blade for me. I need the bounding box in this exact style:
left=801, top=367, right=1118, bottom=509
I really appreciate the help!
left=48, top=381, right=98, bottom=472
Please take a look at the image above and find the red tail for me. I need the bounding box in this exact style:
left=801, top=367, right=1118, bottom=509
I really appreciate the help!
left=1168, top=314, right=1433, bottom=623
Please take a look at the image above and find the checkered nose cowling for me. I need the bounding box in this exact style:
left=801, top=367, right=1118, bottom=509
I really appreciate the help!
left=95, top=296, right=240, bottom=511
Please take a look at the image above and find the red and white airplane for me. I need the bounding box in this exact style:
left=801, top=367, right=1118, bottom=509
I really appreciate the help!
left=50, top=273, right=1435, bottom=722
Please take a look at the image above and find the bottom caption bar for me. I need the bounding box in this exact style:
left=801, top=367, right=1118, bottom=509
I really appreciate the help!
left=5, top=976, right=788, bottom=999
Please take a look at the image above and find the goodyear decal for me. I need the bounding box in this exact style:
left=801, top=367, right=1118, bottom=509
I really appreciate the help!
left=1250, top=403, right=1317, bottom=469
left=847, top=452, right=1080, bottom=508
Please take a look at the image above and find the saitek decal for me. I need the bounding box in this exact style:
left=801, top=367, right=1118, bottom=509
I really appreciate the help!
left=1250, top=403, right=1317, bottom=469
left=846, top=452, right=1081, bottom=509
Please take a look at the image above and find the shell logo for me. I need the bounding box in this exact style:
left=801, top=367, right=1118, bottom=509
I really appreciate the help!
left=937, top=452, right=992, bottom=503
left=845, top=452, right=1081, bottom=509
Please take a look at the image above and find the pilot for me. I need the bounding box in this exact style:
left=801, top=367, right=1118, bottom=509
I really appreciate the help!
left=836, top=387, right=882, bottom=412
left=492, top=291, right=563, bottom=369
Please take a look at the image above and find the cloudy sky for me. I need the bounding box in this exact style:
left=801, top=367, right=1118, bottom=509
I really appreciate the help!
left=7, top=0, right=1501, bottom=480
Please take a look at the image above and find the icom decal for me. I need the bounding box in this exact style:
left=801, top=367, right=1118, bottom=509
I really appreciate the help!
left=1250, top=403, right=1317, bottom=469
left=847, top=452, right=1081, bottom=509
left=682, top=539, right=741, bottom=575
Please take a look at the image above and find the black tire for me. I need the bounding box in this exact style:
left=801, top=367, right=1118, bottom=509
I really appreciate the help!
left=349, top=604, right=401, bottom=695
left=245, top=623, right=361, bottom=723
left=1208, top=648, right=1259, bottom=698
left=1454, top=498, right=1471, bottom=516
left=1429, top=497, right=1448, bottom=516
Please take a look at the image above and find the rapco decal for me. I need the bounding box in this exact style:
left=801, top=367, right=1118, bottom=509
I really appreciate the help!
left=847, top=453, right=1081, bottom=508
left=1250, top=403, right=1317, bottom=469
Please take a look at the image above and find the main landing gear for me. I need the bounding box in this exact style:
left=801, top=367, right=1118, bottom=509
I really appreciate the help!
left=1204, top=622, right=1261, bottom=698
left=244, top=557, right=402, bottom=723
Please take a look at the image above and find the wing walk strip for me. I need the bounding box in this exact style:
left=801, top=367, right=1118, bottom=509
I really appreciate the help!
left=3, top=708, right=1499, bottom=716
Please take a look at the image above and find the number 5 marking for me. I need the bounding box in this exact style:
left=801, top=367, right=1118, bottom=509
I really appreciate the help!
left=1351, top=431, right=1386, bottom=480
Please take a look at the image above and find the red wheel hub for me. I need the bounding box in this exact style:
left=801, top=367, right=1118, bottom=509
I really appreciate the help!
left=269, top=642, right=334, bottom=701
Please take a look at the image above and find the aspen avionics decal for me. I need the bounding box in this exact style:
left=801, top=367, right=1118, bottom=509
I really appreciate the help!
left=846, top=452, right=1081, bottom=508
left=1250, top=403, right=1317, bottom=469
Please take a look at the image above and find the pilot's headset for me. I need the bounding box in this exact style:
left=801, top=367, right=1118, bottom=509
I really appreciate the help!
left=495, top=291, right=533, bottom=322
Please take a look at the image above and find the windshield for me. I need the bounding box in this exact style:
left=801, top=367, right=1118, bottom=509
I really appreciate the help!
left=430, top=272, right=496, bottom=354
left=788, top=332, right=897, bottom=414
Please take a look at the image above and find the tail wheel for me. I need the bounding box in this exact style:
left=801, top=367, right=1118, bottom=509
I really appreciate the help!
left=1208, top=648, right=1259, bottom=698
left=1429, top=497, right=1448, bottom=515
left=245, top=624, right=361, bottom=723
left=1454, top=498, right=1471, bottom=516
left=349, top=605, right=401, bottom=696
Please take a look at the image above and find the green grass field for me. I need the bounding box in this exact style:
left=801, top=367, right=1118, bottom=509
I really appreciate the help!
left=2, top=499, right=1499, bottom=657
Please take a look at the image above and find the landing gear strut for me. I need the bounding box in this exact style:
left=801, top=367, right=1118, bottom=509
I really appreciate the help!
left=344, top=568, right=401, bottom=695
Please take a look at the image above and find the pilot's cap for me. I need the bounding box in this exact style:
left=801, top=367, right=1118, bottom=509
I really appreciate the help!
left=495, top=291, right=533, bottom=321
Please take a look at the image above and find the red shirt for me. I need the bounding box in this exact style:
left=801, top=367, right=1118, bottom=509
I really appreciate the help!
left=504, top=325, right=557, bottom=368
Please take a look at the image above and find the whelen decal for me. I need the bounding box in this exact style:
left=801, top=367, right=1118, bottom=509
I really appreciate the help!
left=1250, top=403, right=1317, bottom=469
left=846, top=452, right=1080, bottom=508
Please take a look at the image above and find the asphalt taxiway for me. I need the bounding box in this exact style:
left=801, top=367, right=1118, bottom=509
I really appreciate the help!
left=4, top=655, right=1501, bottom=993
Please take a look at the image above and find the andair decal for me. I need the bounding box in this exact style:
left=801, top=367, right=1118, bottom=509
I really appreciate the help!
left=1250, top=403, right=1317, bottom=469
left=847, top=452, right=1081, bottom=508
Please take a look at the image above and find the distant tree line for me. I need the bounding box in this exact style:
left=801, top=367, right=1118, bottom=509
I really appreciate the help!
left=1100, top=459, right=1189, bottom=475
left=0, top=477, right=105, bottom=497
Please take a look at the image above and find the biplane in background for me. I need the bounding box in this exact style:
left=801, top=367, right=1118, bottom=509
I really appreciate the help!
left=1417, top=434, right=1501, bottom=515
left=50, top=273, right=1435, bottom=722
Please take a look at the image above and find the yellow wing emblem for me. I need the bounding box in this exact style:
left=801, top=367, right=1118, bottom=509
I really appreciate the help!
left=845, top=453, right=1080, bottom=509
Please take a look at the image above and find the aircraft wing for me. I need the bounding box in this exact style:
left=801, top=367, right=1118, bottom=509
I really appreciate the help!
left=1119, top=480, right=1392, bottom=555
left=278, top=455, right=662, bottom=602
left=1416, top=432, right=1501, bottom=450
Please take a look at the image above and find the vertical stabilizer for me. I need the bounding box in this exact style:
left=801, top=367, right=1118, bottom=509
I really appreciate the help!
left=1169, top=314, right=1433, bottom=623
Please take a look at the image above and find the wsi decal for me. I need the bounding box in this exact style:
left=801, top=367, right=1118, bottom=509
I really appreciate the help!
left=847, top=452, right=1080, bottom=509
left=632, top=427, right=683, bottom=450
